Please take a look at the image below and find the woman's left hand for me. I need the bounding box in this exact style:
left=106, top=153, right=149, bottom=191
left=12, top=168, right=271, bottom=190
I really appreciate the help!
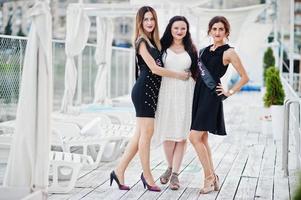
left=216, top=83, right=230, bottom=97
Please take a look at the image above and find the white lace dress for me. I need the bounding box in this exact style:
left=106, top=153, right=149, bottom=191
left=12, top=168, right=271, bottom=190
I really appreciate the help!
left=154, top=48, right=195, bottom=143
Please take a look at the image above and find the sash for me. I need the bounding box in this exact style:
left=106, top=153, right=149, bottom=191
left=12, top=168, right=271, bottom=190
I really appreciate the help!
left=198, top=48, right=227, bottom=101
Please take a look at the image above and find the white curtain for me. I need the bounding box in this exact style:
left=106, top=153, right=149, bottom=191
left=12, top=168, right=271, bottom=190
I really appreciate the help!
left=61, top=4, right=90, bottom=112
left=189, top=4, right=266, bottom=47
left=234, top=23, right=272, bottom=86
left=93, top=17, right=114, bottom=104
left=188, top=4, right=267, bottom=87
left=4, top=0, right=52, bottom=196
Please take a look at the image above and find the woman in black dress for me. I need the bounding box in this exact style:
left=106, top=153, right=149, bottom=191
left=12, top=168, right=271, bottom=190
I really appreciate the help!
left=189, top=16, right=249, bottom=194
left=110, top=6, right=189, bottom=192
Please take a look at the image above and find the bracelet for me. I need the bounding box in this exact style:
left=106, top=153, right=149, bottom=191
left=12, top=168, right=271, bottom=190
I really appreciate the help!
left=228, top=89, right=234, bottom=96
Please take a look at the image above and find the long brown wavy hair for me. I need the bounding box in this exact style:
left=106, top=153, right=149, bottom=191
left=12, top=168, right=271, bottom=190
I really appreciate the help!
left=134, top=6, right=161, bottom=51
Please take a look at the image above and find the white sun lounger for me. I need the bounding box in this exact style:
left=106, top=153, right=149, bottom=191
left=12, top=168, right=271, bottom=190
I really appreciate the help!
left=51, top=120, right=133, bottom=166
left=48, top=151, right=92, bottom=193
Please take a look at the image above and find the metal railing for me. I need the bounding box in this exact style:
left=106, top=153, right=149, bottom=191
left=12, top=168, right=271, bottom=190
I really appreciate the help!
left=0, top=35, right=135, bottom=122
left=282, top=72, right=301, bottom=96
left=282, top=76, right=301, bottom=176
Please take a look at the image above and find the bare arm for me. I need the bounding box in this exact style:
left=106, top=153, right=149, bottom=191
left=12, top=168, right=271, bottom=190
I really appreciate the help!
left=216, top=48, right=249, bottom=97
left=138, top=41, right=189, bottom=80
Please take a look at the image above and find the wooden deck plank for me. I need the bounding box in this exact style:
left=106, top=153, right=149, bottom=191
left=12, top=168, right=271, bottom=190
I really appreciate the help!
left=274, top=177, right=290, bottom=200
left=199, top=144, right=240, bottom=200
left=156, top=139, right=229, bottom=200
left=1, top=92, right=299, bottom=200
left=234, top=177, right=258, bottom=200
left=85, top=145, right=167, bottom=200
left=259, top=142, right=276, bottom=178
left=242, top=145, right=265, bottom=178
left=254, top=144, right=276, bottom=200
left=177, top=143, right=232, bottom=200
left=215, top=148, right=249, bottom=200
left=255, top=177, right=273, bottom=200
left=274, top=141, right=291, bottom=200
left=131, top=145, right=202, bottom=199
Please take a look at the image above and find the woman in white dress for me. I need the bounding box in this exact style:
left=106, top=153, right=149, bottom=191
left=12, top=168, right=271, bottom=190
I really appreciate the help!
left=154, top=16, right=198, bottom=190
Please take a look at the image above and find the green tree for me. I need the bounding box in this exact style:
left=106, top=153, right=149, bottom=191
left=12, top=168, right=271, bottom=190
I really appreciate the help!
left=263, top=47, right=275, bottom=85
left=4, top=16, right=12, bottom=35
left=263, top=67, right=285, bottom=107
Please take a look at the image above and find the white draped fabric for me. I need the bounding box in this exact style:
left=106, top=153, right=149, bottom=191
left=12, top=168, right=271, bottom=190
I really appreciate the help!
left=233, top=23, right=273, bottom=86
left=187, top=4, right=267, bottom=86
left=93, top=17, right=114, bottom=104
left=61, top=4, right=90, bottom=112
left=4, top=0, right=52, bottom=196
left=189, top=4, right=266, bottom=47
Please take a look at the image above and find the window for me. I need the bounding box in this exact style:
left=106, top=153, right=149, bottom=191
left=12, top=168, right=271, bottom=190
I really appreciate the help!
left=119, top=23, right=129, bottom=34
left=59, top=16, right=65, bottom=27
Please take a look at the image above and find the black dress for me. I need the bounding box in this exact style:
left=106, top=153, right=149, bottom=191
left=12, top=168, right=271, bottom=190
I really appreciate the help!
left=131, top=37, right=162, bottom=118
left=191, top=44, right=232, bottom=135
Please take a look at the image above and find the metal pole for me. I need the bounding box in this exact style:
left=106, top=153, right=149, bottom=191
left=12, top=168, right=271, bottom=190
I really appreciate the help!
left=282, top=99, right=300, bottom=176
left=294, top=102, right=301, bottom=168
left=273, top=0, right=279, bottom=68
left=280, top=27, right=284, bottom=75
left=283, top=99, right=290, bottom=176
left=289, top=0, right=295, bottom=86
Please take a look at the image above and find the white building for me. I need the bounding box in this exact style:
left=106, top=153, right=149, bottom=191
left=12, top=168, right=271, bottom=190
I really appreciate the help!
left=0, top=0, right=133, bottom=47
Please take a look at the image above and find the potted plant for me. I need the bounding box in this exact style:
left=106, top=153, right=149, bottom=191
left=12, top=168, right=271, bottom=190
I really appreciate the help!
left=263, top=67, right=285, bottom=141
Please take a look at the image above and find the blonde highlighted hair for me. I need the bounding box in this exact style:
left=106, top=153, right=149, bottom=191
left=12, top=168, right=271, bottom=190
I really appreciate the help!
left=134, top=6, right=161, bottom=51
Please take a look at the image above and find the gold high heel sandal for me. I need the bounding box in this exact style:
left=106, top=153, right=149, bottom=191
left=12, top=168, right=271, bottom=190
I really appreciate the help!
left=214, top=174, right=220, bottom=191
left=199, top=174, right=216, bottom=194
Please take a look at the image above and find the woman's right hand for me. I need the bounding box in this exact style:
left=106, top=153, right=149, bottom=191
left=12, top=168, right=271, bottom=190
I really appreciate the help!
left=177, top=71, right=190, bottom=80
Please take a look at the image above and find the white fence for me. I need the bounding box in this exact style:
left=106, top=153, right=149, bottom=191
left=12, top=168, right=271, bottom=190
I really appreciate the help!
left=0, top=35, right=135, bottom=122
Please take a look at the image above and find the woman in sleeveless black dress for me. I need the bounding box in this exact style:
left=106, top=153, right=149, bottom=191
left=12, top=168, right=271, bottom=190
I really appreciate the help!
left=110, top=6, right=189, bottom=192
left=189, top=16, right=249, bottom=194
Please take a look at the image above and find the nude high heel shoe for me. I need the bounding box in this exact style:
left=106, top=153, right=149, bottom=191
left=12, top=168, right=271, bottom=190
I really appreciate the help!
left=214, top=174, right=220, bottom=191
left=199, top=174, right=215, bottom=194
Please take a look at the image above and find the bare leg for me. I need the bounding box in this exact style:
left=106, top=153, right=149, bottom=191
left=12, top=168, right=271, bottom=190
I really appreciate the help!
left=189, top=130, right=213, bottom=178
left=202, top=132, right=214, bottom=172
left=202, top=133, right=219, bottom=191
left=138, top=118, right=157, bottom=186
left=163, top=141, right=176, bottom=168
left=172, top=140, right=187, bottom=173
left=115, top=119, right=140, bottom=184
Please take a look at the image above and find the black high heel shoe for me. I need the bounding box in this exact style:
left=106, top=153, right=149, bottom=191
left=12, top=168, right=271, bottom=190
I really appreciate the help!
left=110, top=171, right=130, bottom=190
left=140, top=173, right=161, bottom=192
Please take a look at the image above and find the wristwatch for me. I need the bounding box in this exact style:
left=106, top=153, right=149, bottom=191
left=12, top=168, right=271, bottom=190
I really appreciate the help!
left=229, top=89, right=234, bottom=96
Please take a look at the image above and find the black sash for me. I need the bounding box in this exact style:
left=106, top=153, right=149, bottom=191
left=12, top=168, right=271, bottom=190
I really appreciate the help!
left=198, top=48, right=227, bottom=101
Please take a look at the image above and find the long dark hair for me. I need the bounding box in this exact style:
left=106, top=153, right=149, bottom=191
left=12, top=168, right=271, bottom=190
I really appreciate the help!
left=160, top=16, right=199, bottom=80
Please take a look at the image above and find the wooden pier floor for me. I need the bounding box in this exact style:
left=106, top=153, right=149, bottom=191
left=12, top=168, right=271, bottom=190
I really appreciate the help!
left=0, top=92, right=299, bottom=200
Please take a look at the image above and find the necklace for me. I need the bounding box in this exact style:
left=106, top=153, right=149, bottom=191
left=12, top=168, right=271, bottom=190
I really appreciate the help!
left=210, top=43, right=225, bottom=51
